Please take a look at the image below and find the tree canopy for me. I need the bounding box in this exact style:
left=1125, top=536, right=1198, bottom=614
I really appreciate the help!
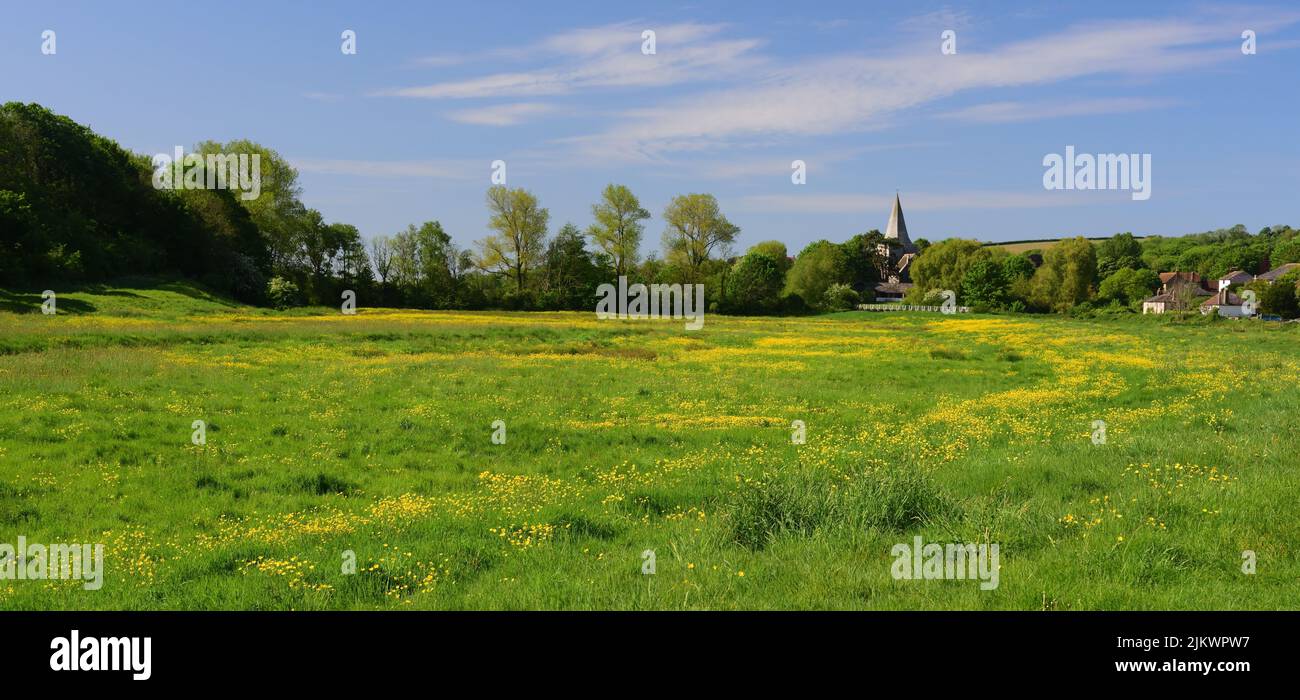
left=587, top=184, right=649, bottom=278
left=662, top=193, right=739, bottom=283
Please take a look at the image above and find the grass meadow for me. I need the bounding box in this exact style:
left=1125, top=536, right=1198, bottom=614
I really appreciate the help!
left=1, top=282, right=1297, bottom=610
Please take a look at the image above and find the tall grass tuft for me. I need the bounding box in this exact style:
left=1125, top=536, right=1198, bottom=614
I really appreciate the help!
left=727, top=465, right=956, bottom=550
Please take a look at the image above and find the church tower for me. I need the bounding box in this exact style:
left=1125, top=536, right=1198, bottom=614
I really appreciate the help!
left=876, top=193, right=919, bottom=288
left=884, top=193, right=918, bottom=255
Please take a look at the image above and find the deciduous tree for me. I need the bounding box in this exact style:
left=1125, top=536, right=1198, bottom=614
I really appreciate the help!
left=785, top=240, right=850, bottom=310
left=587, top=184, right=649, bottom=278
left=662, top=193, right=738, bottom=283
left=478, top=186, right=549, bottom=293
left=1030, top=237, right=1098, bottom=312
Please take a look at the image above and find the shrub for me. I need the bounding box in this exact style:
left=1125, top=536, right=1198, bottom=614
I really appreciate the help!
left=266, top=276, right=301, bottom=310
left=204, top=252, right=266, bottom=304
left=779, top=292, right=811, bottom=315
left=822, top=283, right=861, bottom=311
left=1097, top=267, right=1159, bottom=308
left=1251, top=272, right=1300, bottom=318
left=725, top=251, right=785, bottom=314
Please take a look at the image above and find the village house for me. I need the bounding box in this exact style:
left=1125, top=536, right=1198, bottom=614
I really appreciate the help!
left=1140, top=292, right=1180, bottom=314
left=1200, top=288, right=1249, bottom=317
left=1144, top=263, right=1300, bottom=316
left=1142, top=272, right=1214, bottom=314
left=1255, top=262, right=1300, bottom=284
left=1217, top=270, right=1254, bottom=289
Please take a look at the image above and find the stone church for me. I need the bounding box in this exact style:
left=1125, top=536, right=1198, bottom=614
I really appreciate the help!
left=873, top=194, right=918, bottom=302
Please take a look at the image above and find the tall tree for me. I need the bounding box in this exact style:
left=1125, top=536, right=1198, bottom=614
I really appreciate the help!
left=1098, top=267, right=1159, bottom=307
left=414, top=220, right=456, bottom=306
left=389, top=227, right=421, bottom=290
left=336, top=230, right=373, bottom=291
left=841, top=230, right=887, bottom=293
left=784, top=240, right=851, bottom=309
left=300, top=210, right=334, bottom=279
left=960, top=258, right=1010, bottom=308
left=661, top=193, right=739, bottom=283
left=1030, top=237, right=1098, bottom=312
left=447, top=246, right=474, bottom=283
left=477, top=186, right=549, bottom=293
left=370, top=235, right=394, bottom=287
left=1269, top=236, right=1300, bottom=265
left=747, top=240, right=791, bottom=272
left=541, top=223, right=600, bottom=310
left=587, top=184, right=649, bottom=278
left=908, top=238, right=990, bottom=299
left=195, top=140, right=305, bottom=275
left=1097, top=232, right=1143, bottom=277
left=380, top=222, right=458, bottom=307
left=1002, top=253, right=1038, bottom=306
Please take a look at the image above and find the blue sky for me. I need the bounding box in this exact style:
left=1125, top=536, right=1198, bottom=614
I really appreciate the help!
left=3, top=1, right=1298, bottom=256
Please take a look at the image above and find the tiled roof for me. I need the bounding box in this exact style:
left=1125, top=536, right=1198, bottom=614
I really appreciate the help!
left=1144, top=290, right=1213, bottom=308
left=1257, top=262, right=1300, bottom=282
left=1201, top=289, right=1243, bottom=306
left=1159, top=271, right=1201, bottom=284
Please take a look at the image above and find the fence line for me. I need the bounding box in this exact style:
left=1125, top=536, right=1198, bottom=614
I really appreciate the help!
left=856, top=304, right=972, bottom=313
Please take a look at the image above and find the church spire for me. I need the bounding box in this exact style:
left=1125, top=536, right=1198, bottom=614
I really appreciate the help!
left=884, top=193, right=916, bottom=254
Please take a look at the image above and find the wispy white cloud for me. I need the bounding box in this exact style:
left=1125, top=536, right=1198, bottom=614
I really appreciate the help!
left=678, top=143, right=944, bottom=180
left=366, top=8, right=1300, bottom=176
left=539, top=21, right=727, bottom=55
left=572, top=10, right=1300, bottom=159
left=939, top=97, right=1177, bottom=123
left=741, top=190, right=1130, bottom=214
left=445, top=102, right=558, bottom=126
left=897, top=6, right=974, bottom=34
left=377, top=22, right=762, bottom=99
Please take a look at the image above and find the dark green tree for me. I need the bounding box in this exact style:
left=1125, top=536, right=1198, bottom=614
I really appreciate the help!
left=725, top=251, right=785, bottom=314
left=785, top=240, right=851, bottom=310
left=540, top=223, right=600, bottom=310
left=960, top=258, right=1009, bottom=309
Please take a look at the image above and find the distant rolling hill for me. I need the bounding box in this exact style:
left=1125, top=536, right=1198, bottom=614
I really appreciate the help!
left=984, top=236, right=1145, bottom=254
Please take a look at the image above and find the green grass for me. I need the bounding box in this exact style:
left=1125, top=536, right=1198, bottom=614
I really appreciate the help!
left=0, top=281, right=1296, bottom=609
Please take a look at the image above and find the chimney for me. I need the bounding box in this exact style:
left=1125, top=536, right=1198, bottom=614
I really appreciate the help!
left=1219, top=278, right=1231, bottom=291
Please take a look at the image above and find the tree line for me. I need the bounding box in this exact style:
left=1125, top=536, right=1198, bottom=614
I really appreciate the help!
left=364, top=184, right=906, bottom=315
left=3, top=102, right=1297, bottom=318
left=906, top=228, right=1300, bottom=318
